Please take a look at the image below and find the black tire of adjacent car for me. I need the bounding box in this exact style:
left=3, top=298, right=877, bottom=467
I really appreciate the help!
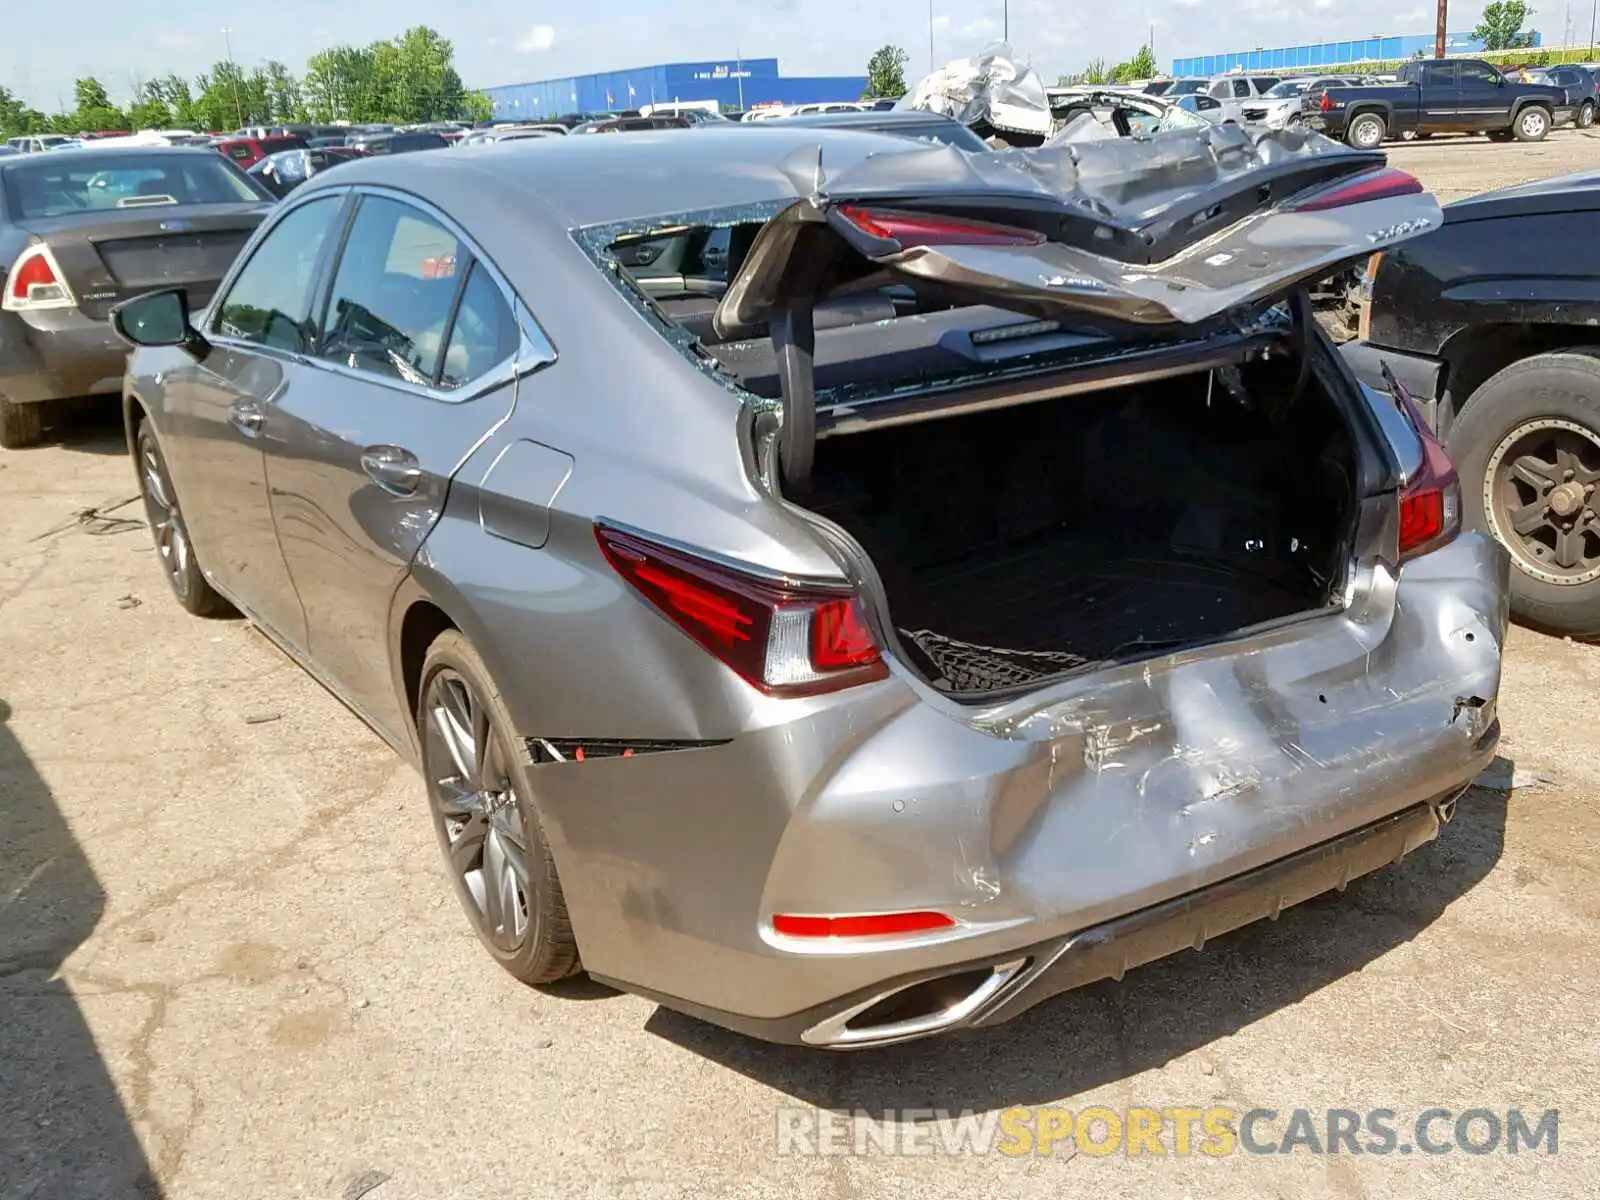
left=0, top=396, right=43, bottom=450
left=1346, top=112, right=1387, bottom=149
left=135, top=424, right=233, bottom=617
left=417, top=629, right=581, bottom=985
left=1513, top=105, right=1551, bottom=142
left=1446, top=350, right=1600, bottom=638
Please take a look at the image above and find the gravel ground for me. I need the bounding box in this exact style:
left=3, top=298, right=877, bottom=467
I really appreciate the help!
left=2, top=130, right=1598, bottom=1200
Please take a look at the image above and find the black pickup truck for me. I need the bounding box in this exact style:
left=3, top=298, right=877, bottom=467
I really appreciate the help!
left=1305, top=58, right=1568, bottom=148
left=1339, top=170, right=1600, bottom=636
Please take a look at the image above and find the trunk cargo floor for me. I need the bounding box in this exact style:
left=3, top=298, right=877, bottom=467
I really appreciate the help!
left=889, top=533, right=1312, bottom=693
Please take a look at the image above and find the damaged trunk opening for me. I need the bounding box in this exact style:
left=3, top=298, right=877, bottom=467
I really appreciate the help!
left=794, top=342, right=1360, bottom=697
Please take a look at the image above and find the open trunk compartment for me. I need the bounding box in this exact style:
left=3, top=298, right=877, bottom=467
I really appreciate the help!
left=799, top=347, right=1361, bottom=697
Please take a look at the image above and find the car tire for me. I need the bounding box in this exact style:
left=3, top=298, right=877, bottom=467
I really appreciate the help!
left=0, top=396, right=42, bottom=450
left=1446, top=350, right=1600, bottom=637
left=1582, top=101, right=1596, bottom=129
left=1346, top=112, right=1386, bottom=149
left=135, top=424, right=232, bottom=617
left=417, top=630, right=581, bottom=986
left=1513, top=105, right=1550, bottom=142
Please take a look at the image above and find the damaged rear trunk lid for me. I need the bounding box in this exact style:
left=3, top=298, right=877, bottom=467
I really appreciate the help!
left=711, top=126, right=1440, bottom=489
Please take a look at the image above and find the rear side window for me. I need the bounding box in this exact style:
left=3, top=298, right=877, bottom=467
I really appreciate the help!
left=213, top=195, right=343, bottom=352
left=2, top=154, right=263, bottom=218
left=438, top=263, right=520, bottom=391
left=318, top=196, right=465, bottom=386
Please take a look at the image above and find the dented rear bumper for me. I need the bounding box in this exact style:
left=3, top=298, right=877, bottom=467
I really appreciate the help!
left=542, top=532, right=1510, bottom=1046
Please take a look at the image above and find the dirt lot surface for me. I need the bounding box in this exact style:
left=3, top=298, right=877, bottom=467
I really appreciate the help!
left=3, top=131, right=1599, bottom=1200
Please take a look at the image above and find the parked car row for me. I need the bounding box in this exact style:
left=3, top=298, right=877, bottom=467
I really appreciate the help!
left=91, top=121, right=1506, bottom=1050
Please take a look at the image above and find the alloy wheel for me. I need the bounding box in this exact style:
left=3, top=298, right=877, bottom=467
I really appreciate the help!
left=1583, top=103, right=1596, bottom=128
left=1352, top=118, right=1383, bottom=149
left=1522, top=110, right=1548, bottom=138
left=423, top=668, right=533, bottom=953
left=140, top=439, right=193, bottom=601
left=1483, top=417, right=1600, bottom=586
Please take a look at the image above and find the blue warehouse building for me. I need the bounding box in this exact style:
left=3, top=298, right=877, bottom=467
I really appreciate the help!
left=482, top=58, right=869, bottom=119
left=1171, top=30, right=1542, bottom=77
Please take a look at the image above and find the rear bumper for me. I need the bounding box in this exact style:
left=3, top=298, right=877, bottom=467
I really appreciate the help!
left=0, top=309, right=127, bottom=405
left=540, top=532, right=1511, bottom=1046
left=614, top=785, right=1475, bottom=1046
left=1339, top=339, right=1444, bottom=428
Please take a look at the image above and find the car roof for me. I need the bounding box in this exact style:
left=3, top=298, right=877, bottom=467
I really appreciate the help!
left=767, top=109, right=961, bottom=129
left=0, top=145, right=225, bottom=172
left=297, top=125, right=923, bottom=226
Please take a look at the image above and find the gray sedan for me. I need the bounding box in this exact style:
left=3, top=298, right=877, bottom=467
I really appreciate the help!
left=109, top=127, right=1508, bottom=1048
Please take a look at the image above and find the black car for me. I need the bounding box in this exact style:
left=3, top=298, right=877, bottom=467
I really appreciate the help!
left=0, top=148, right=272, bottom=447
left=1340, top=169, right=1600, bottom=635
left=757, top=108, right=989, bottom=152
left=1526, top=64, right=1599, bottom=128
left=1306, top=58, right=1569, bottom=147
left=346, top=130, right=449, bottom=154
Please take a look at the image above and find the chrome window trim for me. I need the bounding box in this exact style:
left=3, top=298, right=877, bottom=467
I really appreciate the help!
left=301, top=184, right=556, bottom=405
left=201, top=187, right=349, bottom=344
left=205, top=182, right=557, bottom=407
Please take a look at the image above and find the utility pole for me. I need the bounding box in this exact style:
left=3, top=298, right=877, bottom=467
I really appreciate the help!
left=1435, top=0, right=1447, bottom=58
left=1591, top=0, right=1597, bottom=56
left=1150, top=21, right=1157, bottom=69
left=929, top=0, right=936, bottom=73
left=1003, top=0, right=1009, bottom=42
left=736, top=46, right=745, bottom=111
left=221, top=27, right=243, bottom=128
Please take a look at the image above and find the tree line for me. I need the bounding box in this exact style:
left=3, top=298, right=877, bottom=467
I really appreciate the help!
left=0, top=25, right=493, bottom=137
left=1058, top=45, right=1159, bottom=88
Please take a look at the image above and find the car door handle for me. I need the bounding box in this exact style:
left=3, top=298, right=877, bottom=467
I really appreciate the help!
left=360, top=445, right=422, bottom=496
left=230, top=403, right=264, bottom=436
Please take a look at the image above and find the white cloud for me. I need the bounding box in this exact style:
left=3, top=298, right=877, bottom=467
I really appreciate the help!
left=1313, top=0, right=1334, bottom=8
left=517, top=24, right=556, bottom=53
left=959, top=17, right=999, bottom=38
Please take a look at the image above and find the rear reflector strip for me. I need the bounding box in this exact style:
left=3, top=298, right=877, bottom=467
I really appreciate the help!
left=836, top=206, right=1047, bottom=250
left=1289, top=166, right=1424, bottom=213
left=772, top=911, right=957, bottom=938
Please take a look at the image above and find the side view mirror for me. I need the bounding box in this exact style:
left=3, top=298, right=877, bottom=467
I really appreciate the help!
left=110, top=287, right=210, bottom=361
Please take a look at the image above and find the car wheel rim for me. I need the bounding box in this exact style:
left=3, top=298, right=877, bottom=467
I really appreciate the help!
left=1484, top=417, right=1600, bottom=586
left=1524, top=112, right=1546, bottom=136
left=423, top=669, right=532, bottom=953
left=140, top=441, right=191, bottom=598
left=1356, top=121, right=1380, bottom=147
left=1584, top=106, right=1595, bottom=127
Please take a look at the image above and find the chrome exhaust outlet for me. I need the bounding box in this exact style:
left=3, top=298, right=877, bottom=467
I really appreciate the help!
left=800, top=958, right=1029, bottom=1049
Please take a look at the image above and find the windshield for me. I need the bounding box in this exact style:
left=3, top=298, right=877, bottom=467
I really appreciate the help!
left=1264, top=80, right=1309, bottom=98
left=3, top=153, right=266, bottom=218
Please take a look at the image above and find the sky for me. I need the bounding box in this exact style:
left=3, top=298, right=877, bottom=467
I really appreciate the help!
left=3, top=0, right=1469, bottom=111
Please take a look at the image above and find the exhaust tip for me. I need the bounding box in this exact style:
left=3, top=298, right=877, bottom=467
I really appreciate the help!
left=801, top=957, right=1028, bottom=1049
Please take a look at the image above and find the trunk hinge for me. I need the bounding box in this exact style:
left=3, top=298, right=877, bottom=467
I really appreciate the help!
left=771, top=302, right=816, bottom=494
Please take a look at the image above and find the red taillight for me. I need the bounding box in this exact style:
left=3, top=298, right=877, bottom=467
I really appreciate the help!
left=595, top=525, right=889, bottom=696
left=1320, top=92, right=1333, bottom=112
left=772, top=911, right=956, bottom=938
left=1390, top=382, right=1462, bottom=562
left=836, top=205, right=1046, bottom=249
left=1290, top=166, right=1424, bottom=213
left=3, top=245, right=74, bottom=312
left=10, top=253, right=55, bottom=300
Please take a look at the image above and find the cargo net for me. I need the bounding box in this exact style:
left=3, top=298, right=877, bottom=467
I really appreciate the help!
left=898, top=628, right=1089, bottom=693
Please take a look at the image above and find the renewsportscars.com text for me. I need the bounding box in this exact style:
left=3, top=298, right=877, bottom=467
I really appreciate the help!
left=775, top=1106, right=1560, bottom=1158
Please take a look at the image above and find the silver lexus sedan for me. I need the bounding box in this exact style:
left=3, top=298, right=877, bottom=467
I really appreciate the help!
left=110, top=126, right=1509, bottom=1048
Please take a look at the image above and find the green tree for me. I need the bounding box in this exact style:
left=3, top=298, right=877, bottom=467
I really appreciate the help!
left=304, top=45, right=377, bottom=121
left=70, top=76, right=126, bottom=132
left=1126, top=44, right=1157, bottom=79
left=863, top=44, right=910, bottom=99
left=264, top=61, right=305, bottom=123
left=128, top=82, right=172, bottom=131
left=0, top=86, right=50, bottom=136
left=150, top=75, right=201, bottom=128
left=1079, top=57, right=1111, bottom=85
left=1474, top=1, right=1536, bottom=50
left=461, top=91, right=494, bottom=124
